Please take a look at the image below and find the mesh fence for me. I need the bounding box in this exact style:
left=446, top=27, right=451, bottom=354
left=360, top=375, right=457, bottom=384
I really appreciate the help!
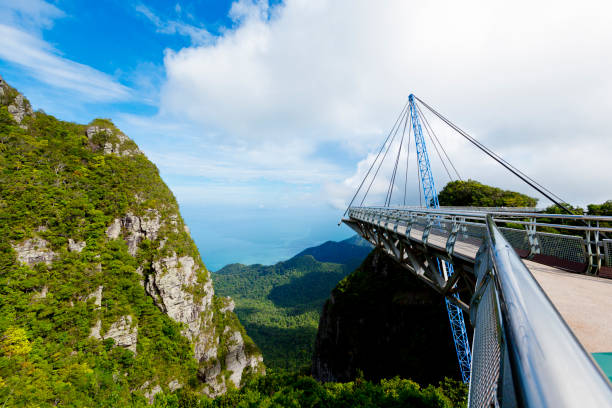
left=468, top=277, right=502, bottom=408
left=537, top=232, right=586, bottom=263
left=603, top=240, right=612, bottom=267
left=350, top=209, right=589, bottom=265
left=499, top=227, right=530, bottom=253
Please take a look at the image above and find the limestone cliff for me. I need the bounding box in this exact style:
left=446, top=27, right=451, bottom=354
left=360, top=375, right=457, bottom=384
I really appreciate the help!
left=312, top=248, right=462, bottom=385
left=0, top=75, right=263, bottom=406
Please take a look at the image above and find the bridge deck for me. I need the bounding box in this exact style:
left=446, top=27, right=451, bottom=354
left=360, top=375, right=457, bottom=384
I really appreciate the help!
left=526, top=260, right=612, bottom=354
left=395, top=224, right=612, bottom=353
left=355, top=217, right=612, bottom=354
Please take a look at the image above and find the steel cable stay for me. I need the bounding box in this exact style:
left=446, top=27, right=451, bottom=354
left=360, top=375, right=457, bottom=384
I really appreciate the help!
left=413, top=95, right=570, bottom=211
left=385, top=103, right=411, bottom=207
left=415, top=102, right=462, bottom=181
left=403, top=123, right=412, bottom=206
left=342, top=100, right=410, bottom=217
left=360, top=104, right=410, bottom=207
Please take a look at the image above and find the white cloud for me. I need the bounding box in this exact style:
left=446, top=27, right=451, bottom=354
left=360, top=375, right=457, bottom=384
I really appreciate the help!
left=135, top=3, right=213, bottom=46
left=150, top=0, right=612, bottom=209
left=0, top=0, right=64, bottom=30
left=0, top=24, right=132, bottom=102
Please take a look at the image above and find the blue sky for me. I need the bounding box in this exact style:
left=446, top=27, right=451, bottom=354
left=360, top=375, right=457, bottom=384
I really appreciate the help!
left=1, top=0, right=612, bottom=270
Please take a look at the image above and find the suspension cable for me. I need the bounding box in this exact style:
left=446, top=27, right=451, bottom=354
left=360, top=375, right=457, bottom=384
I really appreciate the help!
left=342, top=100, right=409, bottom=216
left=386, top=106, right=410, bottom=206
left=403, top=123, right=412, bottom=205
left=417, top=103, right=454, bottom=181
left=360, top=105, right=410, bottom=207
left=414, top=96, right=574, bottom=214
left=416, top=102, right=462, bottom=180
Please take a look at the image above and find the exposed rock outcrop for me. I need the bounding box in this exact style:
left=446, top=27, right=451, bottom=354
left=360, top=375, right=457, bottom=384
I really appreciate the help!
left=107, top=207, right=264, bottom=396
left=8, top=94, right=33, bottom=124
left=0, top=75, right=33, bottom=124
left=68, top=238, right=86, bottom=253
left=86, top=125, right=141, bottom=156
left=220, top=297, right=235, bottom=313
left=90, top=315, right=138, bottom=354
left=87, top=286, right=103, bottom=308
left=12, top=237, right=56, bottom=266
left=143, top=384, right=162, bottom=404
left=33, top=286, right=48, bottom=300
left=168, top=379, right=182, bottom=392
left=225, top=330, right=263, bottom=387
left=106, top=210, right=161, bottom=255
left=146, top=254, right=214, bottom=361
left=312, top=248, right=462, bottom=385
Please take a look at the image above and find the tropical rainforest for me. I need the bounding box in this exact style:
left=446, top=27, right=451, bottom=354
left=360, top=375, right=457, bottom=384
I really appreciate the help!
left=212, top=236, right=372, bottom=370
left=0, top=77, right=469, bottom=407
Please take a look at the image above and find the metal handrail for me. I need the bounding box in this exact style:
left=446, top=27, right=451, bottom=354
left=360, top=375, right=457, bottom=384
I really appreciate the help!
left=348, top=207, right=612, bottom=233
left=484, top=215, right=612, bottom=407
left=355, top=205, right=612, bottom=222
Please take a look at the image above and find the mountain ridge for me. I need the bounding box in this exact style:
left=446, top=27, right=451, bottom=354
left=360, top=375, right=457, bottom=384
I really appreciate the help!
left=0, top=75, right=263, bottom=406
left=212, top=235, right=372, bottom=369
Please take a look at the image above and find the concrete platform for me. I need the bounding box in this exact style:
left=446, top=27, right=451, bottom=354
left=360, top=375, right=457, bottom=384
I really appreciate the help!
left=526, top=260, right=612, bottom=353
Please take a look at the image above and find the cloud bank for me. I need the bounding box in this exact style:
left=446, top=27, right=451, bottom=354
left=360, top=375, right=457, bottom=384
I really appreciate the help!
left=148, top=0, right=612, bottom=209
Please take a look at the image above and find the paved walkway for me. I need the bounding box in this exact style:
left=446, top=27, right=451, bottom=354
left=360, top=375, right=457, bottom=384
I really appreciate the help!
left=526, top=260, right=612, bottom=353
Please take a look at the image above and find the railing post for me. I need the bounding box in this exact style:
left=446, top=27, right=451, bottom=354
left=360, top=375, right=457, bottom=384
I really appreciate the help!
left=526, top=217, right=541, bottom=258
left=446, top=216, right=460, bottom=258
left=586, top=221, right=602, bottom=275
left=422, top=215, right=432, bottom=246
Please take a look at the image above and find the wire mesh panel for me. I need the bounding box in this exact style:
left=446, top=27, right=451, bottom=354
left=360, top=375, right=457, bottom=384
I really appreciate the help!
left=537, top=232, right=586, bottom=263
left=468, top=276, right=502, bottom=408
left=499, top=227, right=530, bottom=253
left=464, top=224, right=487, bottom=240
left=604, top=240, right=612, bottom=267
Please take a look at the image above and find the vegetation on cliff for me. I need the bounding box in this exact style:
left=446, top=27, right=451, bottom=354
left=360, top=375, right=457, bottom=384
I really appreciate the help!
left=213, top=236, right=372, bottom=370
left=147, top=370, right=467, bottom=407
left=311, top=249, right=461, bottom=386
left=0, top=77, right=262, bottom=407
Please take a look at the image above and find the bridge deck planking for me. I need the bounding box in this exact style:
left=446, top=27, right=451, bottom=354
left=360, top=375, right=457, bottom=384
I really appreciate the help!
left=526, top=260, right=612, bottom=354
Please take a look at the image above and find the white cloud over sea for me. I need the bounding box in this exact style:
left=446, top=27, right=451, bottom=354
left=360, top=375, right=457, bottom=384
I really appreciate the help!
left=149, top=0, right=612, bottom=209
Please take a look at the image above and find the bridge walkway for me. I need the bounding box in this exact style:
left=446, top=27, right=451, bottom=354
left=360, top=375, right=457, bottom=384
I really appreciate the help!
left=392, top=222, right=612, bottom=354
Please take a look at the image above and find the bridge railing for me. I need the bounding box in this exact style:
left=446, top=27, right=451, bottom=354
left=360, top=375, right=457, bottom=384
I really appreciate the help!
left=347, top=206, right=612, bottom=276
left=468, top=215, right=612, bottom=407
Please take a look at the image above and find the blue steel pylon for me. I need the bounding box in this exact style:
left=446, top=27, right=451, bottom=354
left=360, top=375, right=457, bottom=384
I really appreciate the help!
left=408, top=94, right=472, bottom=383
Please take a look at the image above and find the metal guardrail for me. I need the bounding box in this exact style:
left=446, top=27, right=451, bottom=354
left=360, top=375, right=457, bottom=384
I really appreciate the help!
left=345, top=206, right=612, bottom=406
left=347, top=206, right=612, bottom=274
left=468, top=216, right=612, bottom=407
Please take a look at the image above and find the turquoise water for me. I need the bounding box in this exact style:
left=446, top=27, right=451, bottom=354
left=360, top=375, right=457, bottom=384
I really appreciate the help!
left=592, top=353, right=612, bottom=382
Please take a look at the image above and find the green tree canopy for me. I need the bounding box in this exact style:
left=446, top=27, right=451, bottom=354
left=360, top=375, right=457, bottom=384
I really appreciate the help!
left=438, top=180, right=537, bottom=207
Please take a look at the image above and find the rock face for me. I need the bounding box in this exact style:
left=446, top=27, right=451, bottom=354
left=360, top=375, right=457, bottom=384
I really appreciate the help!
left=0, top=75, right=33, bottom=124
left=224, top=330, right=263, bottom=387
left=106, top=210, right=161, bottom=255
left=12, top=237, right=56, bottom=266
left=311, top=248, right=462, bottom=385
left=68, top=238, right=86, bottom=253
left=86, top=125, right=141, bottom=156
left=0, top=75, right=263, bottom=404
left=90, top=315, right=138, bottom=353
left=8, top=94, right=34, bottom=124
left=146, top=253, right=213, bottom=360
left=107, top=208, right=264, bottom=396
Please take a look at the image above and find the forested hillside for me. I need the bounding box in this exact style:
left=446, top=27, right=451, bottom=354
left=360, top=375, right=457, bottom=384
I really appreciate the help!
left=0, top=76, right=263, bottom=406
left=213, top=236, right=372, bottom=370
left=312, top=249, right=460, bottom=386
